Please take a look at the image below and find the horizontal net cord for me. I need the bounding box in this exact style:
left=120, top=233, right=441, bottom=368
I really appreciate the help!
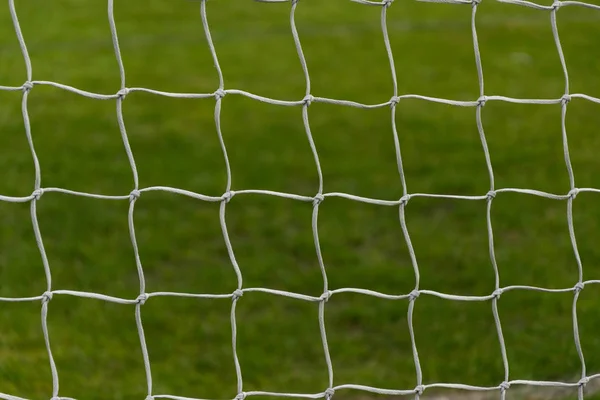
left=1, top=280, right=599, bottom=305
left=3, top=376, right=599, bottom=400
left=1, top=81, right=600, bottom=107
left=1, top=186, right=599, bottom=205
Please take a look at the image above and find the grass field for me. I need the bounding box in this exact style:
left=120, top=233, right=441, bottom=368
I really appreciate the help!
left=1, top=0, right=600, bottom=399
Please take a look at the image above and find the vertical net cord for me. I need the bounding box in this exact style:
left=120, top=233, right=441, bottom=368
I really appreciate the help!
left=378, top=1, right=423, bottom=398
left=470, top=1, right=511, bottom=399
left=550, top=4, right=587, bottom=398
left=108, top=1, right=154, bottom=399
left=8, top=0, right=60, bottom=398
left=383, top=2, right=407, bottom=198
left=287, top=0, right=334, bottom=393
left=400, top=203, right=422, bottom=400
left=199, top=1, right=245, bottom=398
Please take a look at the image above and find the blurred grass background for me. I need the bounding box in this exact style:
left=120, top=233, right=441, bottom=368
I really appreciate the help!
left=0, top=0, right=600, bottom=399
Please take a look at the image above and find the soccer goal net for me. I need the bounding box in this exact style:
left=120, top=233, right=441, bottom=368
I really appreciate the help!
left=1, top=0, right=600, bottom=399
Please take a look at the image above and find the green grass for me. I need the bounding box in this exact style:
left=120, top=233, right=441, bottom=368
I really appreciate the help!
left=1, top=0, right=600, bottom=399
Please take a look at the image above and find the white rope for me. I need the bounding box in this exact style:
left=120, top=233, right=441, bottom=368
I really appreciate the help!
left=2, top=0, right=600, bottom=399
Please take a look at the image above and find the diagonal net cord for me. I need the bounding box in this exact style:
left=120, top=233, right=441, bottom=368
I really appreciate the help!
left=2, top=0, right=600, bottom=400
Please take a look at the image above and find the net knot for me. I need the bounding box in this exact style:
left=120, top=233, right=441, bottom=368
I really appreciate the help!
left=486, top=190, right=496, bottom=200
left=389, top=96, right=400, bottom=107
left=235, top=392, right=246, bottom=400
left=130, top=189, right=141, bottom=201
left=50, top=397, right=61, bottom=400
left=22, top=81, right=33, bottom=92
left=41, top=291, right=53, bottom=303
left=471, top=0, right=482, bottom=5
left=145, top=396, right=154, bottom=400
left=492, top=288, right=503, bottom=299
left=232, top=289, right=244, bottom=300
left=400, top=194, right=411, bottom=206
left=552, top=0, right=562, bottom=10
left=578, top=377, right=589, bottom=387
left=568, top=188, right=579, bottom=200
left=382, top=0, right=394, bottom=6
left=325, top=388, right=335, bottom=399
left=499, top=381, right=510, bottom=392
left=414, top=385, right=424, bottom=396
left=409, top=289, right=420, bottom=301
left=136, top=293, right=148, bottom=305
left=214, top=89, right=226, bottom=100
left=313, top=193, right=325, bottom=207
left=477, top=95, right=487, bottom=107
left=320, top=290, right=331, bottom=302
left=303, top=94, right=314, bottom=107
left=222, top=191, right=235, bottom=203
left=32, top=188, right=44, bottom=201
left=574, top=282, right=584, bottom=293
left=560, top=94, right=571, bottom=105
left=117, top=88, right=129, bottom=99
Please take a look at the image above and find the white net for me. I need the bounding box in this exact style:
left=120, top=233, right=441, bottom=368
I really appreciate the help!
left=1, top=0, right=600, bottom=399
